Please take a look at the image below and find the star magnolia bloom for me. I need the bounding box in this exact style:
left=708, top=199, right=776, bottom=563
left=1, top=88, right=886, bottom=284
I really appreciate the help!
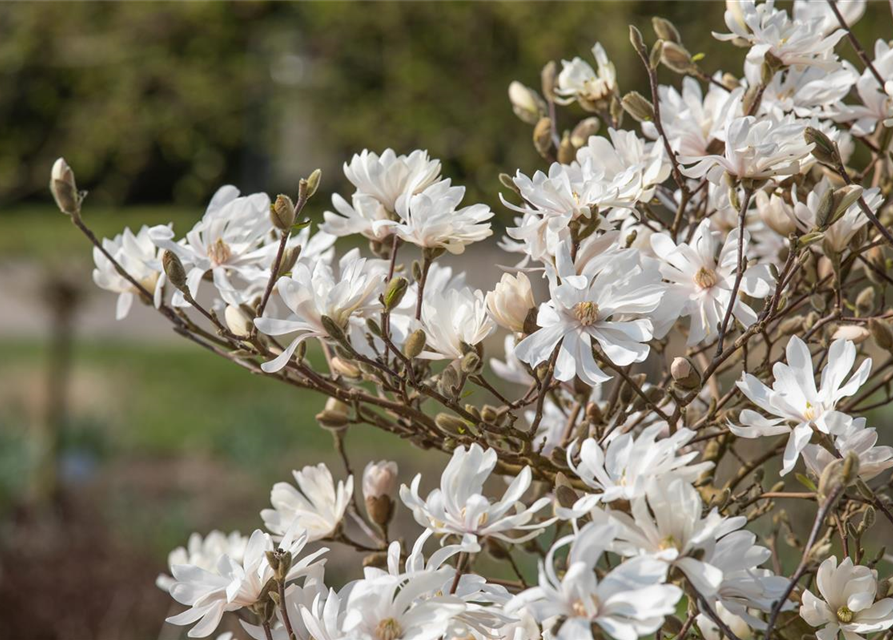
left=800, top=556, right=893, bottom=640
left=149, top=186, right=272, bottom=307
left=400, top=444, right=552, bottom=546
left=513, top=521, right=682, bottom=640
left=384, top=179, right=493, bottom=254
left=555, top=43, right=617, bottom=108
left=729, top=336, right=871, bottom=475
left=486, top=271, right=536, bottom=333
left=833, top=40, right=893, bottom=136
left=157, top=530, right=248, bottom=592
left=680, top=115, right=813, bottom=184
left=788, top=179, right=882, bottom=254
left=322, top=191, right=396, bottom=243
left=93, top=225, right=165, bottom=319
left=650, top=219, right=774, bottom=346
left=608, top=477, right=744, bottom=597
left=792, top=0, right=865, bottom=36
left=642, top=76, right=743, bottom=158
left=261, top=463, right=353, bottom=542
left=418, top=280, right=494, bottom=361
left=166, top=527, right=326, bottom=638
left=757, top=63, right=859, bottom=120
left=714, top=0, right=846, bottom=70
left=514, top=249, right=665, bottom=386
left=568, top=424, right=713, bottom=504
left=342, top=148, right=441, bottom=213
left=254, top=249, right=385, bottom=373
left=802, top=416, right=893, bottom=482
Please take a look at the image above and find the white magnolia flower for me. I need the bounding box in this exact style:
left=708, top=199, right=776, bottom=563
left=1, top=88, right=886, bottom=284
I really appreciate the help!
left=650, top=219, right=774, bottom=346
left=513, top=521, right=682, bottom=640
left=792, top=0, right=865, bottom=36
left=800, top=556, right=893, bottom=640
left=608, top=477, right=744, bottom=596
left=833, top=40, right=893, bottom=136
left=514, top=249, right=665, bottom=386
left=680, top=115, right=813, bottom=184
left=757, top=63, right=858, bottom=120
left=788, top=179, right=882, bottom=254
left=149, top=186, right=272, bottom=306
left=341, top=570, right=466, bottom=640
left=802, top=416, right=893, bottom=482
left=157, top=530, right=248, bottom=592
left=400, top=443, right=552, bottom=546
left=697, top=604, right=754, bottom=640
left=730, top=336, right=871, bottom=475
left=418, top=279, right=494, bottom=361
left=642, top=76, right=743, bottom=158
left=262, top=463, right=354, bottom=542
left=93, top=225, right=164, bottom=319
left=486, top=271, right=536, bottom=333
left=323, top=192, right=396, bottom=242
left=715, top=1, right=846, bottom=70
left=255, top=249, right=385, bottom=373
left=384, top=179, right=493, bottom=254
left=555, top=43, right=617, bottom=107
left=166, top=527, right=326, bottom=638
left=568, top=424, right=713, bottom=504
left=754, top=189, right=797, bottom=237
left=342, top=148, right=441, bottom=213
left=363, top=460, right=399, bottom=500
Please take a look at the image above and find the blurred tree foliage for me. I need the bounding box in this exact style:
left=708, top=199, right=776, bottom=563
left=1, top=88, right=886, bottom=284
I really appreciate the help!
left=0, top=2, right=885, bottom=211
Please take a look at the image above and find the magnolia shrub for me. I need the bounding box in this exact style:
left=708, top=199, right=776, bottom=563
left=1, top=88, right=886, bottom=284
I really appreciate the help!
left=52, top=1, right=893, bottom=640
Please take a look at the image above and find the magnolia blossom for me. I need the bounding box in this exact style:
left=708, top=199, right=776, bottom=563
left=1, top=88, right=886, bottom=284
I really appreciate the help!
left=514, top=250, right=665, bottom=386
left=642, top=76, right=742, bottom=158
left=418, top=280, right=494, bottom=361
left=513, top=522, right=682, bottom=640
left=555, top=43, right=617, bottom=107
left=788, top=179, right=882, bottom=254
left=322, top=192, right=394, bottom=242
left=715, top=0, right=846, bottom=70
left=261, top=464, right=353, bottom=541
left=157, top=530, right=248, bottom=592
left=802, top=417, right=893, bottom=482
left=792, top=0, right=865, bottom=36
left=800, top=556, right=893, bottom=640
left=93, top=225, right=165, bottom=319
left=342, top=149, right=441, bottom=213
left=758, top=64, right=858, bottom=120
left=568, top=424, right=713, bottom=504
left=833, top=39, right=893, bottom=136
left=697, top=604, right=754, bottom=640
left=754, top=189, right=797, bottom=236
left=730, top=336, right=871, bottom=475
left=363, top=460, right=399, bottom=500
left=486, top=271, right=536, bottom=333
left=608, top=478, right=742, bottom=596
left=385, top=179, right=493, bottom=254
left=650, top=219, right=774, bottom=345
left=254, top=249, right=385, bottom=373
left=149, top=186, right=272, bottom=306
left=166, top=527, right=326, bottom=638
left=681, top=115, right=813, bottom=183
left=400, top=444, right=552, bottom=546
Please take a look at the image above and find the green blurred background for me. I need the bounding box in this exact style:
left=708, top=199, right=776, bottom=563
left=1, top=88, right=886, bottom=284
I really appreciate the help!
left=0, top=2, right=890, bottom=639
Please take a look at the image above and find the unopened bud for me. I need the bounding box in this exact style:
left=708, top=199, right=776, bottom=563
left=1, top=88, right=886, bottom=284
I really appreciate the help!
left=585, top=401, right=603, bottom=425
left=557, top=131, right=575, bottom=164
left=815, top=188, right=835, bottom=230
left=570, top=117, right=600, bottom=148
left=869, top=319, right=893, bottom=350
left=660, top=42, right=695, bottom=74
left=804, top=127, right=838, bottom=165
left=384, top=277, right=408, bottom=311
left=162, top=251, right=189, bottom=293
left=508, top=81, right=546, bottom=125
left=621, top=91, right=655, bottom=122
left=652, top=17, right=681, bottom=43
left=460, top=350, right=482, bottom=374
left=435, top=413, right=469, bottom=436
left=829, top=185, right=863, bottom=225
left=50, top=158, right=81, bottom=216
left=270, top=194, right=296, bottom=230
left=320, top=315, right=349, bottom=345
left=298, top=169, right=322, bottom=201
left=797, top=230, right=825, bottom=249
left=554, top=472, right=579, bottom=509
left=316, top=398, right=350, bottom=431
left=277, top=245, right=302, bottom=277
left=331, top=356, right=361, bottom=378
left=629, top=25, right=646, bottom=53
left=404, top=329, right=427, bottom=359
left=671, top=356, right=701, bottom=390
left=224, top=305, right=253, bottom=337
left=439, top=363, right=461, bottom=396
left=533, top=117, right=553, bottom=159
left=649, top=40, right=664, bottom=70
left=855, top=286, right=875, bottom=315
left=540, top=60, right=558, bottom=102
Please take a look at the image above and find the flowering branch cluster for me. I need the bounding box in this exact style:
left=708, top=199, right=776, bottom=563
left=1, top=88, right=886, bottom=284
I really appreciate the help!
left=52, top=2, right=893, bottom=640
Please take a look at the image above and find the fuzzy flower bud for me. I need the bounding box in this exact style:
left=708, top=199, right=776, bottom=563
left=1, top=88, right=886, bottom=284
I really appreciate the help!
left=50, top=158, right=81, bottom=216
left=486, top=272, right=536, bottom=333
left=755, top=190, right=796, bottom=236
left=224, top=305, right=253, bottom=337
left=162, top=251, right=188, bottom=293
left=570, top=117, right=600, bottom=148
left=364, top=460, right=398, bottom=528
left=508, top=81, right=545, bottom=125
left=621, top=91, right=655, bottom=122
left=270, top=194, right=296, bottom=230
left=671, top=356, right=701, bottom=390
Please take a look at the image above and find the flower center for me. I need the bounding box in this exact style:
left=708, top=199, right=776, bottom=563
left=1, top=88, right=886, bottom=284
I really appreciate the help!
left=208, top=238, right=232, bottom=266
left=376, top=617, right=402, bottom=640
left=694, top=267, right=718, bottom=290
left=836, top=606, right=854, bottom=623
left=458, top=506, right=489, bottom=527
left=573, top=301, right=600, bottom=326
left=570, top=595, right=599, bottom=618
left=803, top=402, right=816, bottom=422
left=658, top=534, right=679, bottom=551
